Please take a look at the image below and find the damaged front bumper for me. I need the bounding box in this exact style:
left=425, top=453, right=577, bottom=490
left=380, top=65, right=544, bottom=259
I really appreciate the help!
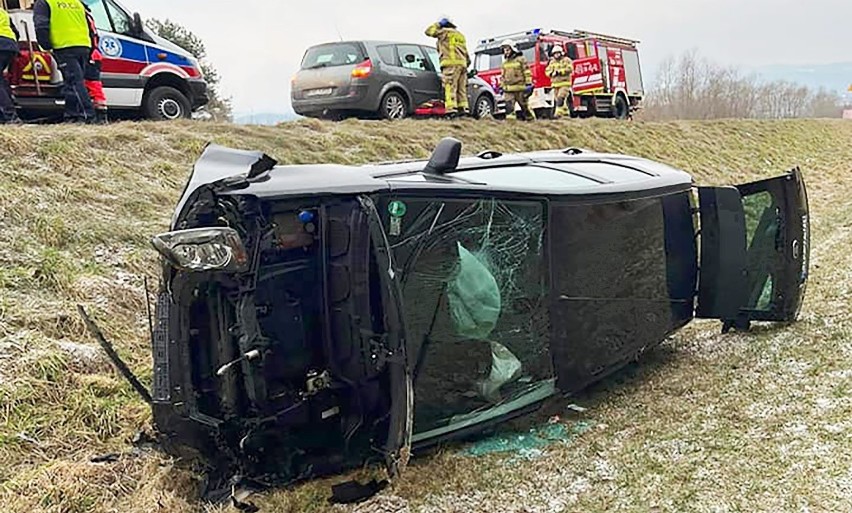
left=146, top=146, right=412, bottom=497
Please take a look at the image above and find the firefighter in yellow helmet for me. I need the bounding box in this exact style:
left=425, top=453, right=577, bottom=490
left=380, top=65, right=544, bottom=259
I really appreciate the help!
left=546, top=45, right=573, bottom=118
left=425, top=16, right=470, bottom=118
left=499, top=40, right=534, bottom=121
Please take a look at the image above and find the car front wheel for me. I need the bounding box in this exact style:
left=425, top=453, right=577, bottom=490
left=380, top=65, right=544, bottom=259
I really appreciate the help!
left=473, top=95, right=494, bottom=119
left=379, top=91, right=407, bottom=120
left=143, top=86, right=192, bottom=121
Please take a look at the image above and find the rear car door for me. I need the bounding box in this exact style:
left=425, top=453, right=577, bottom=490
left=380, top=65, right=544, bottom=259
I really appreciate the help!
left=394, top=44, right=441, bottom=106
left=696, top=167, right=810, bottom=329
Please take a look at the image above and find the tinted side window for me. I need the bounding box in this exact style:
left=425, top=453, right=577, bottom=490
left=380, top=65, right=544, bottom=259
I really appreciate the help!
left=376, top=44, right=398, bottom=66
left=82, top=0, right=111, bottom=32
left=396, top=44, right=427, bottom=71
left=422, top=46, right=441, bottom=72
left=105, top=0, right=131, bottom=35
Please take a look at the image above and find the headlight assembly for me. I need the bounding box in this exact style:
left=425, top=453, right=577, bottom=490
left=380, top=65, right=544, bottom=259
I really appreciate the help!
left=151, top=227, right=248, bottom=272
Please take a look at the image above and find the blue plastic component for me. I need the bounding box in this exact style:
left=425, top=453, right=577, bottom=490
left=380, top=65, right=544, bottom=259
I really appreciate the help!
left=298, top=210, right=315, bottom=224
left=532, top=28, right=541, bottom=35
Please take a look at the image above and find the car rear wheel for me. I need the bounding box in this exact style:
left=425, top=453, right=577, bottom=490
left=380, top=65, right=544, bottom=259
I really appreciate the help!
left=474, top=95, right=494, bottom=119
left=144, top=86, right=192, bottom=121
left=379, top=91, right=407, bottom=120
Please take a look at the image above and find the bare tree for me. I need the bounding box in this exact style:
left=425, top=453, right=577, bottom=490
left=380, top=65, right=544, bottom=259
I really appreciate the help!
left=642, top=51, right=843, bottom=121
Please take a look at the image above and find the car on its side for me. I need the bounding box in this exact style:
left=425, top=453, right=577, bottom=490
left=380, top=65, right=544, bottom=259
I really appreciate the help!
left=291, top=40, right=502, bottom=120
left=88, top=138, right=809, bottom=504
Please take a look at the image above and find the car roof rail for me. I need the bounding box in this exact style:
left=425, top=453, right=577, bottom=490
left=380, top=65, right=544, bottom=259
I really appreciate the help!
left=476, top=150, right=502, bottom=160
left=563, top=147, right=584, bottom=155
left=424, top=137, right=462, bottom=175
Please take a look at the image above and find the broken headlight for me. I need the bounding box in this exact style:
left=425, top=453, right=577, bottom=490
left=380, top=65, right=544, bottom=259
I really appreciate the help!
left=151, top=227, right=248, bottom=272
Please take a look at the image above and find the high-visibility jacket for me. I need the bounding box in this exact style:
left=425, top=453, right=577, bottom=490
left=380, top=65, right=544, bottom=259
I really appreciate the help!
left=425, top=23, right=469, bottom=68
left=546, top=57, right=574, bottom=88
left=0, top=9, right=17, bottom=42
left=46, top=0, right=90, bottom=50
left=501, top=53, right=532, bottom=92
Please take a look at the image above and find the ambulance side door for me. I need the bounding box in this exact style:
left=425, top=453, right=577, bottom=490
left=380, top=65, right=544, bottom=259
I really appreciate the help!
left=83, top=0, right=150, bottom=106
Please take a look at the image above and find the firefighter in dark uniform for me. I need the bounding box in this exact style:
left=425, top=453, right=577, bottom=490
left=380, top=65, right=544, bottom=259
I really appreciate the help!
left=0, top=7, right=21, bottom=124
left=500, top=39, right=534, bottom=121
left=33, top=0, right=95, bottom=123
left=546, top=45, right=573, bottom=118
left=425, top=16, right=470, bottom=118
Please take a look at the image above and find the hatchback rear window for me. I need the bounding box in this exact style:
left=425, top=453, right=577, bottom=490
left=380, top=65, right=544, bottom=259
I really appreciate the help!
left=301, top=43, right=365, bottom=69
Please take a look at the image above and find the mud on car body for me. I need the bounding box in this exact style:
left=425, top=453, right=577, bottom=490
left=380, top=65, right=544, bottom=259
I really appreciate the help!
left=136, top=138, right=809, bottom=498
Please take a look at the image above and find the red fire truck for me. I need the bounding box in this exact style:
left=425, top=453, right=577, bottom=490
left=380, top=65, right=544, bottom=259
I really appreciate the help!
left=473, top=28, right=644, bottom=119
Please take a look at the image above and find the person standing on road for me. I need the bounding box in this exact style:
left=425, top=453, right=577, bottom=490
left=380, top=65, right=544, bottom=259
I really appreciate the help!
left=0, top=7, right=22, bottom=124
left=499, top=40, right=534, bottom=121
left=425, top=16, right=471, bottom=118
left=546, top=45, right=573, bottom=118
left=33, top=0, right=95, bottom=123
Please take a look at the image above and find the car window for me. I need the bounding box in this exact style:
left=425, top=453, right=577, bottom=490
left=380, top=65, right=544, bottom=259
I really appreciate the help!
left=301, top=43, right=365, bottom=69
left=423, top=46, right=441, bottom=72
left=81, top=0, right=112, bottom=32
left=104, top=0, right=132, bottom=35
left=396, top=44, right=427, bottom=71
left=376, top=44, right=398, bottom=66
left=381, top=197, right=554, bottom=437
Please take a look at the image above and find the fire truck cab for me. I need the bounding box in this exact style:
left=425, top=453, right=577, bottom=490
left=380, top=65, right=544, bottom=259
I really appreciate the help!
left=474, top=28, right=644, bottom=119
left=2, top=0, right=209, bottom=121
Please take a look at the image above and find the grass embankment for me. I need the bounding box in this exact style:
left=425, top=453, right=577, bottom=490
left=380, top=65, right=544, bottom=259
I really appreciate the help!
left=0, top=118, right=850, bottom=513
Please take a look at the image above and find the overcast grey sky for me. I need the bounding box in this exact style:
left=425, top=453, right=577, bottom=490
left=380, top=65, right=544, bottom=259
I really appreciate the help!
left=136, top=0, right=851, bottom=115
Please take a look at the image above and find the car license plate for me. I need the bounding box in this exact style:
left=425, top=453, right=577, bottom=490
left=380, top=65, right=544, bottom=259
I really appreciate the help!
left=306, top=88, right=333, bottom=97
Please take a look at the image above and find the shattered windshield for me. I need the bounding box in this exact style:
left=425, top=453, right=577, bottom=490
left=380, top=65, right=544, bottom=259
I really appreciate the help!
left=380, top=196, right=554, bottom=437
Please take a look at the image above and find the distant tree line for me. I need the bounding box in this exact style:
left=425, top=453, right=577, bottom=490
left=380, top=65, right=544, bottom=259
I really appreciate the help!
left=640, top=50, right=845, bottom=121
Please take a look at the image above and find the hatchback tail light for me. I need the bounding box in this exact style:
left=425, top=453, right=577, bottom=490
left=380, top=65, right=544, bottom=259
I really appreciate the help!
left=351, top=59, right=373, bottom=79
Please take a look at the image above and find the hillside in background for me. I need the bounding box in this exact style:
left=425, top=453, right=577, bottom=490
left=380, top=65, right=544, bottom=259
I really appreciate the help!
left=1, top=118, right=852, bottom=513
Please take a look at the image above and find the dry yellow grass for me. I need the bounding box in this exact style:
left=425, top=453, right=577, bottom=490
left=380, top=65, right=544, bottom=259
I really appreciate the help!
left=0, top=117, right=851, bottom=513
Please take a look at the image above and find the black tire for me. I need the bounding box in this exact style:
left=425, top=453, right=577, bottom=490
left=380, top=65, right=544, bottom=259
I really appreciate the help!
left=614, top=94, right=630, bottom=120
left=379, top=90, right=408, bottom=120
left=534, top=107, right=552, bottom=120
left=143, top=86, right=192, bottom=121
left=473, top=94, right=494, bottom=119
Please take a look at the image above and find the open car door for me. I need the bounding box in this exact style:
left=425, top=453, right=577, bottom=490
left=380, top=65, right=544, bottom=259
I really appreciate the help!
left=696, top=167, right=810, bottom=330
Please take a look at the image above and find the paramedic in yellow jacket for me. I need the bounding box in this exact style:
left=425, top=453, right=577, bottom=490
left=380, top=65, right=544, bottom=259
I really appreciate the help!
left=500, top=40, right=535, bottom=121
left=546, top=45, right=573, bottom=118
left=425, top=17, right=470, bottom=117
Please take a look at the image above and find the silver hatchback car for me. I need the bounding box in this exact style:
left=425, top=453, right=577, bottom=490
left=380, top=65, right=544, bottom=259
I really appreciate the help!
left=291, top=40, right=503, bottom=120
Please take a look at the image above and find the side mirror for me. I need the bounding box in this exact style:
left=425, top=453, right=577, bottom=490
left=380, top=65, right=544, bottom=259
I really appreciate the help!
left=132, top=12, right=144, bottom=36
left=467, top=69, right=477, bottom=79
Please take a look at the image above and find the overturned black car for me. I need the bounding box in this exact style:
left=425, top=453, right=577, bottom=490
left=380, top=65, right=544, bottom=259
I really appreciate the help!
left=141, top=138, right=809, bottom=495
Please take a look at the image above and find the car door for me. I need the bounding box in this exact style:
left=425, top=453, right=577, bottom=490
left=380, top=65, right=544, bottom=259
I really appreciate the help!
left=394, top=44, right=441, bottom=107
left=696, top=167, right=810, bottom=330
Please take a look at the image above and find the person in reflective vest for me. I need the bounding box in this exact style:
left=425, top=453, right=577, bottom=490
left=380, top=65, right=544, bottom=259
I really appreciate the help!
left=425, top=16, right=470, bottom=118
left=33, top=0, right=95, bottom=123
left=546, top=45, right=573, bottom=118
left=499, top=40, right=534, bottom=121
left=0, top=8, right=21, bottom=124
left=83, top=5, right=107, bottom=123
